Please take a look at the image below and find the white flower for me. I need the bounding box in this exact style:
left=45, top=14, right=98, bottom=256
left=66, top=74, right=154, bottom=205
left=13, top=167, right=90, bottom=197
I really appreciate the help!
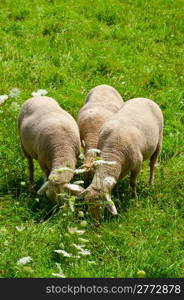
left=9, top=88, right=20, bottom=98
left=17, top=256, right=32, bottom=265
left=15, top=225, right=25, bottom=232
left=0, top=95, right=8, bottom=105
left=74, top=168, right=87, bottom=174
left=78, top=249, right=91, bottom=256
left=11, top=102, right=20, bottom=111
left=68, top=227, right=85, bottom=235
left=94, top=160, right=117, bottom=166
left=87, top=148, right=101, bottom=154
left=54, top=250, right=72, bottom=257
left=31, top=89, right=48, bottom=97
left=72, top=244, right=91, bottom=256
left=52, top=263, right=66, bottom=278
left=73, top=180, right=84, bottom=185
left=52, top=273, right=66, bottom=278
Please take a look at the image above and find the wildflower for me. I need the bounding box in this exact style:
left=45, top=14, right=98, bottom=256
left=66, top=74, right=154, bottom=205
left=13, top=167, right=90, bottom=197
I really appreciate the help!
left=73, top=180, right=84, bottom=185
left=31, top=89, right=48, bottom=97
left=87, top=149, right=101, bottom=154
left=52, top=263, right=66, bottom=278
left=78, top=211, right=84, bottom=218
left=137, top=270, right=146, bottom=278
left=68, top=227, right=85, bottom=235
left=94, top=160, right=117, bottom=166
left=9, top=88, right=20, bottom=98
left=54, top=250, right=72, bottom=257
left=74, top=168, right=87, bottom=174
left=78, top=249, right=91, bottom=256
left=15, top=225, right=25, bottom=232
left=72, top=244, right=91, bottom=256
left=17, top=256, right=32, bottom=265
left=0, top=95, right=8, bottom=105
left=11, top=102, right=20, bottom=111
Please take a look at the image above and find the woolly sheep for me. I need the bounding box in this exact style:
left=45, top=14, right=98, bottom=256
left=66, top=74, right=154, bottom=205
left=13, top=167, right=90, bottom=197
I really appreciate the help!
left=18, top=96, right=84, bottom=199
left=79, top=98, right=164, bottom=220
left=77, top=84, right=124, bottom=170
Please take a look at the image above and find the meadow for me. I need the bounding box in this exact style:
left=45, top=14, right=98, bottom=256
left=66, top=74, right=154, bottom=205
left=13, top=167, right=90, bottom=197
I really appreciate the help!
left=0, top=0, right=184, bottom=278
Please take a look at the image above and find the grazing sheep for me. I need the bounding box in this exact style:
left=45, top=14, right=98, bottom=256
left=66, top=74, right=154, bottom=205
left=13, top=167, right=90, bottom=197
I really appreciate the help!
left=18, top=96, right=84, bottom=199
left=79, top=97, right=163, bottom=220
left=77, top=84, right=124, bottom=170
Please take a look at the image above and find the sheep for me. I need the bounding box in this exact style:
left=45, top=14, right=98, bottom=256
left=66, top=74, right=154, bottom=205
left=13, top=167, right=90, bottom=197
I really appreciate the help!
left=77, top=84, right=124, bottom=170
left=18, top=96, right=84, bottom=200
left=79, top=97, right=164, bottom=220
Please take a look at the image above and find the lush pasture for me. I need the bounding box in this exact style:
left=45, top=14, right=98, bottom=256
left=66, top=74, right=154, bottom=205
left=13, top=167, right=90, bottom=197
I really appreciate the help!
left=0, top=0, right=184, bottom=278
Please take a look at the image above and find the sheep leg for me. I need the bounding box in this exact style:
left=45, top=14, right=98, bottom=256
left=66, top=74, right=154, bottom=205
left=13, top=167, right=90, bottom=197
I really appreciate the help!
left=149, top=141, right=162, bottom=185
left=130, top=168, right=140, bottom=198
left=27, top=157, right=34, bottom=185
left=21, top=142, right=35, bottom=187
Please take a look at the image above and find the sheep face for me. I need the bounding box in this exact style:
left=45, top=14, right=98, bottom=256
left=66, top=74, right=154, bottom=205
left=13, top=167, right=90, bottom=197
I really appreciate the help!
left=37, top=180, right=84, bottom=200
left=79, top=180, right=117, bottom=221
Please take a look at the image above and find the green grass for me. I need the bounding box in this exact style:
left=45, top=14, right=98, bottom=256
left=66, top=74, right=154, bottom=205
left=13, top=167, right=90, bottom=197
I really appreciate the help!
left=0, top=0, right=184, bottom=278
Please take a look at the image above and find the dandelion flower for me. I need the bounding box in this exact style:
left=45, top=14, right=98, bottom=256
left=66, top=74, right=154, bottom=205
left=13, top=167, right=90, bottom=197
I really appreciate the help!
left=9, top=88, right=20, bottom=98
left=17, top=256, right=32, bottom=265
left=31, top=89, right=48, bottom=97
left=0, top=95, right=8, bottom=105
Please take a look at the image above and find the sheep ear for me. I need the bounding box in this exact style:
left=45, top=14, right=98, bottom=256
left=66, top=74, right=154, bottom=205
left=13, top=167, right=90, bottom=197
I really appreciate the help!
left=63, top=183, right=84, bottom=196
left=37, top=181, right=49, bottom=195
left=105, top=193, right=118, bottom=215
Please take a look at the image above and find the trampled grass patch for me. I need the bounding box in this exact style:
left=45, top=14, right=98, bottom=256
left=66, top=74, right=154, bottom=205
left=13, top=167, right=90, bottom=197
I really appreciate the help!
left=0, top=0, right=184, bottom=278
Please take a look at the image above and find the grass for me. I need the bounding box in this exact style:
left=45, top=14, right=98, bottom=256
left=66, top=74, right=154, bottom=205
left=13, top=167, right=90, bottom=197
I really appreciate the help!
left=0, top=0, right=184, bottom=278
